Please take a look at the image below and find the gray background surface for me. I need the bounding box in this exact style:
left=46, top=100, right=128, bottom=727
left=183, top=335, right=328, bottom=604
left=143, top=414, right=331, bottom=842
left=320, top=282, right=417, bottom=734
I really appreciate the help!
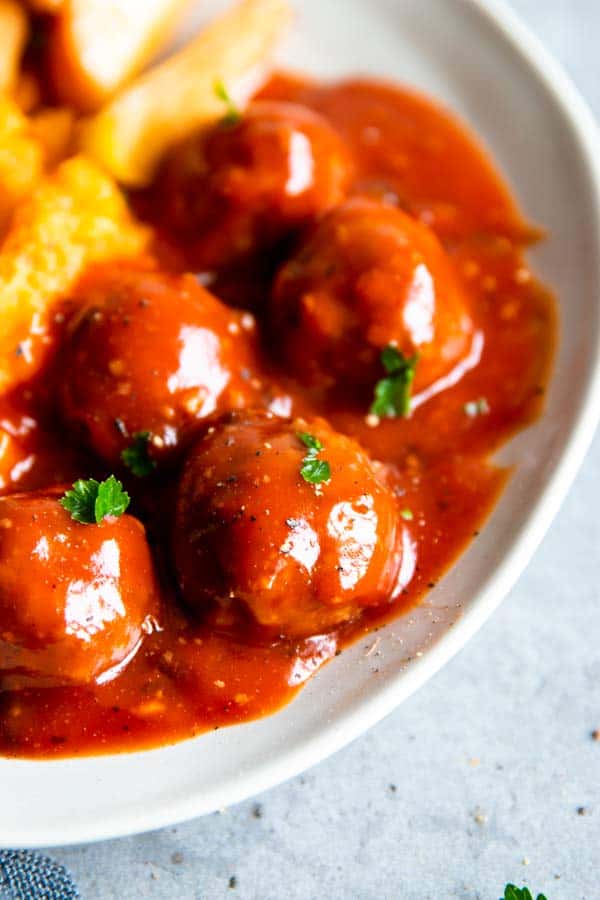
left=50, top=2, right=600, bottom=897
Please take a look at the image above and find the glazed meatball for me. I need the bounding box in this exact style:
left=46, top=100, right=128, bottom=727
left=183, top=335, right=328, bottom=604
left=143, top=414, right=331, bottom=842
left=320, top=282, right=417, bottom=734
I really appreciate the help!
left=159, top=101, right=352, bottom=270
left=0, top=491, right=158, bottom=689
left=173, top=411, right=409, bottom=637
left=60, top=263, right=259, bottom=467
left=271, top=198, right=475, bottom=394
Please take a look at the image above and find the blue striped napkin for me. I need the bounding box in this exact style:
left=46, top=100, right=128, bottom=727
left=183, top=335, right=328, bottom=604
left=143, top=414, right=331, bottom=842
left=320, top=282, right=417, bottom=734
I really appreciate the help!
left=0, top=851, right=79, bottom=900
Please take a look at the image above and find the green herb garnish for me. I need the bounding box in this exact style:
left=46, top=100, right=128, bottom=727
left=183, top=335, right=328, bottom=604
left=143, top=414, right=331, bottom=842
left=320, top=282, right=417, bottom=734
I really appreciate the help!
left=400, top=508, right=414, bottom=521
left=214, top=79, right=241, bottom=125
left=297, top=432, right=323, bottom=453
left=121, top=431, right=156, bottom=478
left=297, top=432, right=331, bottom=485
left=370, top=346, right=419, bottom=419
left=60, top=476, right=130, bottom=525
left=502, top=886, right=547, bottom=900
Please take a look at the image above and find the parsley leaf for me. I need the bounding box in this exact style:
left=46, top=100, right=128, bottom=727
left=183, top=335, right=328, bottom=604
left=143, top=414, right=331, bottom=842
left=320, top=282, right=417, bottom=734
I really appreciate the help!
left=121, top=431, right=156, bottom=477
left=502, top=885, right=547, bottom=900
left=60, top=476, right=130, bottom=525
left=297, top=432, right=324, bottom=453
left=59, top=478, right=99, bottom=524
left=301, top=457, right=331, bottom=484
left=214, top=79, right=241, bottom=125
left=94, top=475, right=130, bottom=522
left=297, top=432, right=331, bottom=485
left=370, top=346, right=419, bottom=419
left=380, top=344, right=407, bottom=374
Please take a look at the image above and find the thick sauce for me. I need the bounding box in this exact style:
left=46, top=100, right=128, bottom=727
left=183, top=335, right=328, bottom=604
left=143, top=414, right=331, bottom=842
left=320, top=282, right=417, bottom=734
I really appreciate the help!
left=0, top=75, right=555, bottom=758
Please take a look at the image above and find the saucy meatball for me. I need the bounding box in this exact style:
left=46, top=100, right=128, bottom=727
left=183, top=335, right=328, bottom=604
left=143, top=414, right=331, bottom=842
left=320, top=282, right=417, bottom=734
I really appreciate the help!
left=271, top=198, right=474, bottom=393
left=59, top=263, right=259, bottom=467
left=174, top=411, right=408, bottom=637
left=159, top=101, right=352, bottom=270
left=0, top=491, right=158, bottom=689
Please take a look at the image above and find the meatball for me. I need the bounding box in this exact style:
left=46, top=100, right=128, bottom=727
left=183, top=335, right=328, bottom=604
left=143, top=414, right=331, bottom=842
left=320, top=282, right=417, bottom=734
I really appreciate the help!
left=59, top=263, right=259, bottom=467
left=0, top=491, right=158, bottom=689
left=271, top=198, right=475, bottom=394
left=174, top=411, right=409, bottom=637
left=159, top=101, right=352, bottom=270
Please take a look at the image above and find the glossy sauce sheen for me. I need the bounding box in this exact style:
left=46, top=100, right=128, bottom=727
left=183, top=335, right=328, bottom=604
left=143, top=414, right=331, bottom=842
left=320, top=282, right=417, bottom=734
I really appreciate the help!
left=0, top=76, right=555, bottom=757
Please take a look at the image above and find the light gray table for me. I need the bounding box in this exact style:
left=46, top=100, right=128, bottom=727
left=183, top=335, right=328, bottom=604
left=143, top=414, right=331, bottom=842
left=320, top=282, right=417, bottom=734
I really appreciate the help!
left=50, top=2, right=600, bottom=897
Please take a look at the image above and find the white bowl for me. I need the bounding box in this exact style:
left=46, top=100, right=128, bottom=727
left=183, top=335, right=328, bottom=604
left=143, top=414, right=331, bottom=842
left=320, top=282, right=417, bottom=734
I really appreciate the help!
left=3, top=0, right=600, bottom=848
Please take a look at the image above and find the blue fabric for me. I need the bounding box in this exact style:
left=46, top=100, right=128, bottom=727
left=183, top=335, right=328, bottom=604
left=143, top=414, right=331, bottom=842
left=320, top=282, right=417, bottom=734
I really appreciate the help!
left=0, top=851, right=78, bottom=900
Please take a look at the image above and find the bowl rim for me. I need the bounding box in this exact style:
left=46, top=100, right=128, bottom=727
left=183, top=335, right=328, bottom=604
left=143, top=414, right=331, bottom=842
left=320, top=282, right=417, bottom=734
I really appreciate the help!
left=3, top=0, right=600, bottom=849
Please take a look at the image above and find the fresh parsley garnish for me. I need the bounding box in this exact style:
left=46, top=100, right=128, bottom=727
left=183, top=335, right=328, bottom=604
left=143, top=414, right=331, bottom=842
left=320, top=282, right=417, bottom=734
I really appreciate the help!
left=301, top=458, right=331, bottom=484
left=464, top=397, right=490, bottom=418
left=297, top=432, right=331, bottom=485
left=370, top=346, right=419, bottom=419
left=60, top=476, right=130, bottom=525
left=121, top=431, right=156, bottom=477
left=214, top=79, right=241, bottom=125
left=297, top=432, right=323, bottom=453
left=502, top=886, right=547, bottom=900
left=400, top=508, right=413, bottom=521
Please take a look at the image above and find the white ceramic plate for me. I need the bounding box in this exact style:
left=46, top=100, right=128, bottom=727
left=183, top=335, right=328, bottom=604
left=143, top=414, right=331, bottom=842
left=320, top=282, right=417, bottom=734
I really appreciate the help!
left=3, top=0, right=600, bottom=849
